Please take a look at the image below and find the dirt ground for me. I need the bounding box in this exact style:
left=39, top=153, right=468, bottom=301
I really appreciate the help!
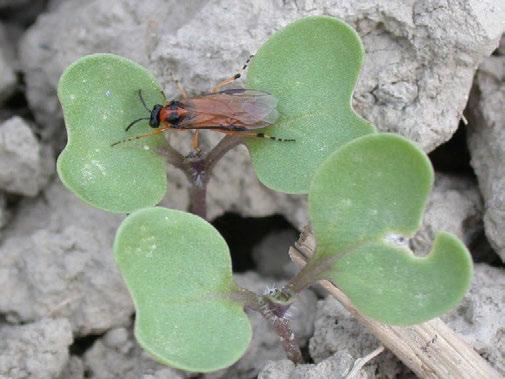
left=0, top=1, right=504, bottom=378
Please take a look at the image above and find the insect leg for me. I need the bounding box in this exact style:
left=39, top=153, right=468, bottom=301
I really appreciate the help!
left=171, top=73, right=189, bottom=100
left=191, top=130, right=201, bottom=153
left=210, top=54, right=254, bottom=93
left=218, top=128, right=295, bottom=142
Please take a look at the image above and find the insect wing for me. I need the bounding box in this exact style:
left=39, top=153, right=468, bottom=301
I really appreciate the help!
left=181, top=89, right=279, bottom=129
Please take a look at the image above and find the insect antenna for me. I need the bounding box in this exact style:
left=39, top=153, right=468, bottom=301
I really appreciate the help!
left=137, top=89, right=151, bottom=112
left=197, top=126, right=295, bottom=142
left=125, top=117, right=150, bottom=131
left=111, top=126, right=170, bottom=147
left=252, top=132, right=295, bottom=142
left=210, top=54, right=255, bottom=93
left=111, top=132, right=146, bottom=147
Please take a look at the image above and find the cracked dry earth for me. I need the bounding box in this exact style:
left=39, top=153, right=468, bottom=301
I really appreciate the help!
left=0, top=1, right=505, bottom=378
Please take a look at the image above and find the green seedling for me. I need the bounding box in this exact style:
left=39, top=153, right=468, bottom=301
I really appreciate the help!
left=294, top=133, right=472, bottom=325
left=57, top=16, right=473, bottom=373
left=113, top=133, right=472, bottom=370
left=57, top=16, right=374, bottom=215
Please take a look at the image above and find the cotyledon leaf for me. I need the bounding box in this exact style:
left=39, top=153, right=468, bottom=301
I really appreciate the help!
left=57, top=53, right=167, bottom=213
left=308, top=133, right=473, bottom=325
left=333, top=233, right=473, bottom=325
left=246, top=16, right=375, bottom=194
left=113, top=207, right=252, bottom=372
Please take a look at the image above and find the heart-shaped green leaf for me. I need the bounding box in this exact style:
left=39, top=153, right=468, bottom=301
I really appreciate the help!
left=246, top=16, right=375, bottom=194
left=57, top=54, right=167, bottom=213
left=309, top=134, right=473, bottom=325
left=113, top=207, right=252, bottom=372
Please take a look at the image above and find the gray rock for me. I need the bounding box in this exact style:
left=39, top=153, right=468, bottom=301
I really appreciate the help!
left=205, top=271, right=318, bottom=379
left=0, top=116, right=53, bottom=196
left=82, top=327, right=186, bottom=379
left=0, top=318, right=73, bottom=379
left=0, top=192, right=8, bottom=233
left=468, top=38, right=505, bottom=262
left=259, top=353, right=368, bottom=379
left=205, top=143, right=308, bottom=228
left=444, top=263, right=505, bottom=376
left=18, top=0, right=505, bottom=225
left=17, top=0, right=505, bottom=151
left=351, top=1, right=505, bottom=152
left=0, top=22, right=16, bottom=102
left=0, top=179, right=133, bottom=335
left=309, top=296, right=403, bottom=378
left=59, top=356, right=85, bottom=379
left=258, top=359, right=296, bottom=379
left=149, top=0, right=503, bottom=152
left=251, top=228, right=298, bottom=279
left=498, top=35, right=505, bottom=55
left=410, top=173, right=483, bottom=256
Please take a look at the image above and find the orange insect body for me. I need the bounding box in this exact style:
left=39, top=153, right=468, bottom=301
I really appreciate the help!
left=113, top=58, right=294, bottom=148
left=156, top=89, right=279, bottom=133
left=158, top=104, right=187, bottom=127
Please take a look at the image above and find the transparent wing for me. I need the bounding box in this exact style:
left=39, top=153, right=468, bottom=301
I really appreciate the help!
left=180, top=89, right=279, bottom=129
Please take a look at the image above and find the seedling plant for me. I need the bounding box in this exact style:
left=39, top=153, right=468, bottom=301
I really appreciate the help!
left=57, top=16, right=473, bottom=372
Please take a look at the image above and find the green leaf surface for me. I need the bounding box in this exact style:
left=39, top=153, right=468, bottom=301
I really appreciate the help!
left=310, top=133, right=433, bottom=255
left=309, top=133, right=473, bottom=325
left=57, top=53, right=167, bottom=213
left=334, top=233, right=473, bottom=325
left=246, top=16, right=375, bottom=193
left=114, top=207, right=252, bottom=372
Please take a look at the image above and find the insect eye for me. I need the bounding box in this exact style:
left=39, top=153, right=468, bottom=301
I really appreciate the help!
left=149, top=105, right=163, bottom=128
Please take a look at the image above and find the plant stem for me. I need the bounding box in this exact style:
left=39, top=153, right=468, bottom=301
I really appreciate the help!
left=159, top=136, right=305, bottom=363
left=258, top=297, right=304, bottom=364
left=281, top=258, right=327, bottom=295
left=232, top=287, right=303, bottom=364
left=188, top=180, right=208, bottom=219
left=281, top=227, right=335, bottom=296
left=270, top=318, right=304, bottom=364
left=184, top=157, right=207, bottom=219
left=158, top=136, right=242, bottom=220
left=204, top=136, right=243, bottom=172
left=156, top=142, right=186, bottom=171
